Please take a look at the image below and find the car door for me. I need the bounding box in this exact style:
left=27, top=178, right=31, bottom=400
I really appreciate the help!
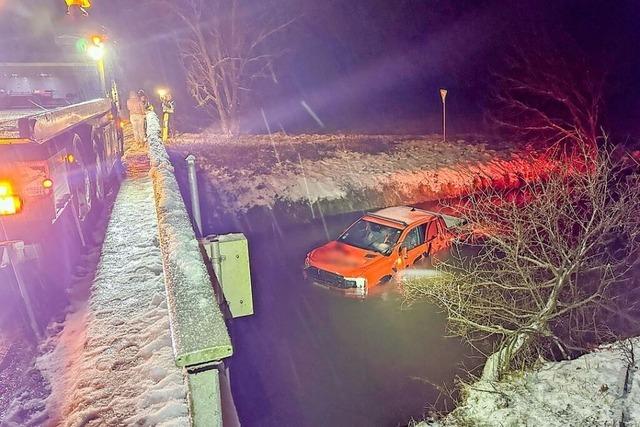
left=427, top=217, right=451, bottom=254
left=399, top=223, right=428, bottom=268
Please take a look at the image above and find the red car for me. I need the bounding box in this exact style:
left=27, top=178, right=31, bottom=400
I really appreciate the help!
left=304, top=206, right=465, bottom=296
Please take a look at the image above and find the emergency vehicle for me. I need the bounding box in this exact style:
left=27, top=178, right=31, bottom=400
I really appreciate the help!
left=0, top=18, right=122, bottom=334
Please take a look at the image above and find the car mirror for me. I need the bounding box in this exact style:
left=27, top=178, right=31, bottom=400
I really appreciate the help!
left=401, top=246, right=408, bottom=259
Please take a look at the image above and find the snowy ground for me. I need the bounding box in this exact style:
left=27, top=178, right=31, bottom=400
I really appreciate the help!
left=1, top=130, right=189, bottom=426
left=3, top=177, right=189, bottom=426
left=421, top=338, right=640, bottom=426
left=168, top=133, right=554, bottom=228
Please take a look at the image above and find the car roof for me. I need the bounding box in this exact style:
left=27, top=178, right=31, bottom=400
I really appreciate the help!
left=365, top=206, right=438, bottom=228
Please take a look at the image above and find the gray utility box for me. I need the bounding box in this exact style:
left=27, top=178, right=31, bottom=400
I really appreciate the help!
left=202, top=233, right=254, bottom=318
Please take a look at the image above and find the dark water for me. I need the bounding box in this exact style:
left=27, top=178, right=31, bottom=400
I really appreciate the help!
left=218, top=211, right=475, bottom=427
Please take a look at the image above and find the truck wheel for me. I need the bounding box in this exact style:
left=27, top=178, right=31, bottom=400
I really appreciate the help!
left=91, top=131, right=107, bottom=202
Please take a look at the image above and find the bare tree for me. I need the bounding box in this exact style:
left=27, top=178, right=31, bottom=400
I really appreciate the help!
left=159, top=0, right=291, bottom=134
left=402, top=148, right=640, bottom=381
left=488, top=39, right=605, bottom=154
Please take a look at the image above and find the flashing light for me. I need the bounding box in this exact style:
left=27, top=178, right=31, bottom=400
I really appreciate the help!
left=0, top=195, right=22, bottom=216
left=0, top=181, right=22, bottom=216
left=157, top=88, right=168, bottom=98
left=42, top=178, right=54, bottom=189
left=66, top=154, right=76, bottom=164
left=91, top=35, right=103, bottom=45
left=87, top=44, right=105, bottom=61
left=0, top=181, right=12, bottom=197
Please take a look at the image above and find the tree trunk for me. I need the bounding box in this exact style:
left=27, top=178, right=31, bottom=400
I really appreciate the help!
left=481, top=321, right=543, bottom=381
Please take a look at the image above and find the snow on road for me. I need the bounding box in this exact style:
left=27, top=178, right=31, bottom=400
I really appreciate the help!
left=3, top=175, right=189, bottom=426
left=424, top=338, right=640, bottom=426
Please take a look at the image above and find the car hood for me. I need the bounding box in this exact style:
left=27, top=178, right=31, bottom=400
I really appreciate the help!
left=308, top=241, right=384, bottom=274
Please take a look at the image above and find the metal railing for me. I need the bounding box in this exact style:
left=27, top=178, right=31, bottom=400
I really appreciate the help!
left=145, top=112, right=233, bottom=426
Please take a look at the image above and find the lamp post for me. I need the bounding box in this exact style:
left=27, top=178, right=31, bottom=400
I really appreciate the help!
left=87, top=36, right=106, bottom=96
left=439, top=88, right=448, bottom=142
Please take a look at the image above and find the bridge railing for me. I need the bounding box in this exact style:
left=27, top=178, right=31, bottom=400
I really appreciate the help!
left=146, top=111, right=233, bottom=426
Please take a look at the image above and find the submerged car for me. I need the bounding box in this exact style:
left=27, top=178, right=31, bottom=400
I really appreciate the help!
left=304, top=206, right=465, bottom=296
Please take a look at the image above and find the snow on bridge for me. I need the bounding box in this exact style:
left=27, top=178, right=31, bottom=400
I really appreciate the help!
left=3, top=127, right=190, bottom=426
left=40, top=179, right=189, bottom=425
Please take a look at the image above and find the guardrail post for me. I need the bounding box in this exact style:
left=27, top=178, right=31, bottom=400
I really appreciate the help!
left=186, top=154, right=203, bottom=237
left=187, top=363, right=223, bottom=426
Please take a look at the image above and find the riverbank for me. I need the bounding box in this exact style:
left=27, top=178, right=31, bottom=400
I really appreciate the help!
left=420, top=337, right=640, bottom=426
left=167, top=132, right=555, bottom=232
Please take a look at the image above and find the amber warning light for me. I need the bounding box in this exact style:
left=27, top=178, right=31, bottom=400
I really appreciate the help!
left=0, top=181, right=23, bottom=216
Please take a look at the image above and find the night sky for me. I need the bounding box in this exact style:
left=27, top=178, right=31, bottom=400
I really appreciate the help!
left=2, top=0, right=639, bottom=135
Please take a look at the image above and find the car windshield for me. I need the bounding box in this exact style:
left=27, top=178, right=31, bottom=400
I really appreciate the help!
left=338, top=219, right=402, bottom=255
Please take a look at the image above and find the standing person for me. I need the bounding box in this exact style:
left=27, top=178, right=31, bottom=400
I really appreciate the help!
left=138, top=90, right=153, bottom=112
left=161, top=92, right=176, bottom=142
left=137, top=90, right=153, bottom=138
left=126, top=91, right=145, bottom=145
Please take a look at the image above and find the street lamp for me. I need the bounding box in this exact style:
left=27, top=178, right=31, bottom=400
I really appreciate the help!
left=86, top=44, right=104, bottom=61
left=87, top=35, right=106, bottom=95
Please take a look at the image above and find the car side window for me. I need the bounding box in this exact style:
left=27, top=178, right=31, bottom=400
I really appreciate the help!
left=426, top=221, right=438, bottom=242
left=403, top=224, right=427, bottom=250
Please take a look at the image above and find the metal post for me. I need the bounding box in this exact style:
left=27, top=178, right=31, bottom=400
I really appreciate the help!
left=162, top=112, right=170, bottom=142
left=439, top=88, right=448, bottom=142
left=211, top=239, right=222, bottom=283
left=186, top=154, right=203, bottom=237
left=0, top=220, right=40, bottom=340
left=97, top=59, right=107, bottom=96
left=6, top=242, right=41, bottom=341
left=443, top=99, right=446, bottom=142
left=186, top=363, right=223, bottom=427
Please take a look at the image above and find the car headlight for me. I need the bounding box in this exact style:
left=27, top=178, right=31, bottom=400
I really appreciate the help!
left=304, top=255, right=311, bottom=268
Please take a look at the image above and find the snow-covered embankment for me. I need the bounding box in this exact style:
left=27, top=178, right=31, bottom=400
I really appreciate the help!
left=168, top=134, right=557, bottom=230
left=424, top=338, right=640, bottom=426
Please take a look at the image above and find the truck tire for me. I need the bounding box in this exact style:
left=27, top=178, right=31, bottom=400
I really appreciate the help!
left=91, top=129, right=107, bottom=202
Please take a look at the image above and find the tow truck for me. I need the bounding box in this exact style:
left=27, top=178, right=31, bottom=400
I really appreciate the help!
left=304, top=206, right=465, bottom=297
left=0, top=28, right=123, bottom=336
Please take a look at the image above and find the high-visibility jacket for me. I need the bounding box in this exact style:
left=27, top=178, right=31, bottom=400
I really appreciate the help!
left=65, top=0, right=91, bottom=8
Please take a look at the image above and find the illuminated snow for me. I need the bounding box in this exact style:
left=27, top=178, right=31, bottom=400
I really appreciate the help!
left=31, top=177, right=190, bottom=426
left=422, top=338, right=640, bottom=426
left=169, top=133, right=554, bottom=217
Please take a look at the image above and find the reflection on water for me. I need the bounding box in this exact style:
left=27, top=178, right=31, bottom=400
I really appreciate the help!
left=223, top=210, right=476, bottom=427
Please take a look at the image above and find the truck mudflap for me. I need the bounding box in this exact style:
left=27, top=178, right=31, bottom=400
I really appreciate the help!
left=16, top=98, right=113, bottom=143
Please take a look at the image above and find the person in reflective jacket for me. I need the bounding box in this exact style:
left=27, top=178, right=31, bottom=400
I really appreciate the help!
left=160, top=93, right=176, bottom=142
